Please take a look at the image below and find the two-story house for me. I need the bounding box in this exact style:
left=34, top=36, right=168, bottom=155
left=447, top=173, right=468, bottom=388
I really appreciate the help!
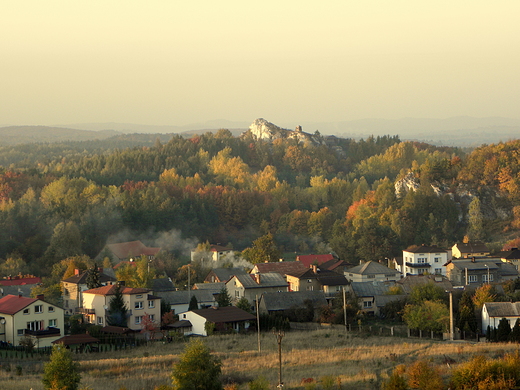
left=402, top=245, right=448, bottom=276
left=286, top=266, right=349, bottom=296
left=346, top=261, right=401, bottom=283
left=225, top=273, right=288, bottom=304
left=452, top=242, right=490, bottom=259
left=81, top=284, right=161, bottom=331
left=61, top=268, right=117, bottom=315
left=445, top=258, right=518, bottom=286
left=0, top=294, right=64, bottom=348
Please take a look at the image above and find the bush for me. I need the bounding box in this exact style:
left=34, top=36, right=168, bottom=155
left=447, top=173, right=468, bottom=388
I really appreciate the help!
left=248, top=377, right=269, bottom=390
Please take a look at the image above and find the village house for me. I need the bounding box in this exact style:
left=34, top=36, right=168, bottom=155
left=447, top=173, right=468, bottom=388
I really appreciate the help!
left=191, top=244, right=234, bottom=263
left=396, top=274, right=454, bottom=294
left=250, top=261, right=308, bottom=280
left=296, top=254, right=335, bottom=268
left=0, top=275, right=42, bottom=298
left=156, top=289, right=215, bottom=315
left=495, top=248, right=520, bottom=270
left=61, top=268, right=117, bottom=315
left=96, top=240, right=161, bottom=263
left=178, top=306, right=255, bottom=336
left=402, top=245, right=449, bottom=276
left=346, top=261, right=401, bottom=283
left=225, top=273, right=288, bottom=304
left=445, top=258, right=518, bottom=286
left=286, top=265, right=349, bottom=296
left=81, top=284, right=161, bottom=331
left=204, top=268, right=248, bottom=283
left=0, top=294, right=64, bottom=348
left=452, top=242, right=490, bottom=259
left=349, top=281, right=395, bottom=315
left=258, top=291, right=328, bottom=317
left=482, top=302, right=520, bottom=334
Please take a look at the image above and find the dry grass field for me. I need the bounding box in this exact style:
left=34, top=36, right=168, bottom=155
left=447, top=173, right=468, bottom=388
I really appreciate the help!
left=0, top=328, right=518, bottom=390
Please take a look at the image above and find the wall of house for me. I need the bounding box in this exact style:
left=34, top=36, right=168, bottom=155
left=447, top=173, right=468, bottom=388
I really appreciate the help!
left=482, top=308, right=520, bottom=334
left=403, top=251, right=447, bottom=276
left=286, top=275, right=320, bottom=292
left=182, top=312, right=207, bottom=336
left=125, top=294, right=161, bottom=331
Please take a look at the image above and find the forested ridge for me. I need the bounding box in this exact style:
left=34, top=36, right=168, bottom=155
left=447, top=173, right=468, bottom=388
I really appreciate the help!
left=0, top=129, right=518, bottom=278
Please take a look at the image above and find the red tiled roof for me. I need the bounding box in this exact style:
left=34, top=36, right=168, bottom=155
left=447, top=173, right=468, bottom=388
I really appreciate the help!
left=0, top=277, right=41, bottom=286
left=83, top=285, right=150, bottom=296
left=253, top=261, right=307, bottom=275
left=296, top=254, right=334, bottom=268
left=0, top=294, right=38, bottom=315
left=106, top=241, right=160, bottom=260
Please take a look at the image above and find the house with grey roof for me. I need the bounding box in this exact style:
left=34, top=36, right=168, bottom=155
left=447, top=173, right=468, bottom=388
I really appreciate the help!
left=482, top=302, right=520, bottom=334
left=496, top=248, right=520, bottom=271
left=285, top=266, right=349, bottom=296
left=156, top=289, right=215, bottom=315
left=452, top=242, right=490, bottom=258
left=204, top=268, right=248, bottom=284
left=346, top=261, right=401, bottom=283
left=179, top=306, right=255, bottom=336
left=446, top=258, right=518, bottom=286
left=226, top=273, right=288, bottom=304
left=397, top=274, right=454, bottom=294
left=349, top=281, right=396, bottom=315
left=193, top=282, right=225, bottom=297
left=258, top=291, right=328, bottom=317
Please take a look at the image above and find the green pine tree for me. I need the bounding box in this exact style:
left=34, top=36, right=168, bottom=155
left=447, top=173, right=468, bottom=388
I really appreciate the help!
left=42, top=344, right=81, bottom=390
left=106, top=283, right=128, bottom=327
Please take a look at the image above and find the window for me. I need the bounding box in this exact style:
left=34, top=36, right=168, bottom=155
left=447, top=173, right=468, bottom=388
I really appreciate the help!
left=468, top=275, right=478, bottom=283
left=483, top=274, right=494, bottom=282
left=17, top=329, right=24, bottom=336
left=307, top=279, right=312, bottom=283
left=363, top=301, right=372, bottom=308
left=135, top=316, right=142, bottom=325
left=417, top=258, right=427, bottom=264
left=34, top=305, right=43, bottom=314
left=135, top=301, right=143, bottom=309
left=136, top=295, right=143, bottom=299
left=306, top=286, right=314, bottom=291
left=27, top=320, right=44, bottom=331
left=97, top=317, right=103, bottom=325
left=48, top=306, right=54, bottom=313
left=149, top=315, right=155, bottom=321
left=235, top=291, right=240, bottom=297
left=49, top=319, right=57, bottom=327
left=367, top=275, right=375, bottom=279
left=435, top=268, right=442, bottom=275
left=23, top=308, right=29, bottom=315
left=434, top=257, right=441, bottom=263
left=148, top=300, right=155, bottom=309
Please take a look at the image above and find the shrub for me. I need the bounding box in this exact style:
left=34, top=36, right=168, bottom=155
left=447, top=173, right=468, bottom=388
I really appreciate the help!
left=248, top=377, right=269, bottom=390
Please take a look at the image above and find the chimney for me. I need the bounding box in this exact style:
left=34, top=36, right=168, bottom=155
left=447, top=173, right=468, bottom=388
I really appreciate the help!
left=312, top=265, right=317, bottom=274
left=471, top=257, right=476, bottom=263
left=74, top=268, right=80, bottom=276
left=254, top=274, right=261, bottom=284
left=36, top=294, right=44, bottom=301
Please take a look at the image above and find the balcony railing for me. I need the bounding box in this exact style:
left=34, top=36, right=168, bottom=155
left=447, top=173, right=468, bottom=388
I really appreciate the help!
left=24, top=327, right=61, bottom=338
left=405, top=262, right=431, bottom=268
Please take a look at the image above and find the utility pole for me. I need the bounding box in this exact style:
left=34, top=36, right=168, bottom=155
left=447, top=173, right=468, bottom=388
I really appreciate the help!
left=273, top=330, right=284, bottom=389
left=449, top=290, right=454, bottom=341
left=343, top=287, right=347, bottom=332
left=256, top=294, right=261, bottom=352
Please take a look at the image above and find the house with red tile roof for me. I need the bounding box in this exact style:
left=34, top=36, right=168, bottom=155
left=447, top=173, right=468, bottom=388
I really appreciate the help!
left=0, top=275, right=41, bottom=286
left=96, top=240, right=161, bottom=263
left=296, top=254, right=335, bottom=268
left=0, top=294, right=64, bottom=348
left=81, top=284, right=161, bottom=331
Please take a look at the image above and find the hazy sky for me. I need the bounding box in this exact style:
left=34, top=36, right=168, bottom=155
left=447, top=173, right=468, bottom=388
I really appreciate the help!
left=2, top=1, right=519, bottom=127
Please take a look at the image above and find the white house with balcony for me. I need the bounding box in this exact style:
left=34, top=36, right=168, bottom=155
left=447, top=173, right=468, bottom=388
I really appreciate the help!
left=402, top=245, right=448, bottom=276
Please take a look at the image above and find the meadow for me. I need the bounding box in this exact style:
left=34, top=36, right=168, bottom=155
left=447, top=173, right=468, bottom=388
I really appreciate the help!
left=0, top=328, right=517, bottom=390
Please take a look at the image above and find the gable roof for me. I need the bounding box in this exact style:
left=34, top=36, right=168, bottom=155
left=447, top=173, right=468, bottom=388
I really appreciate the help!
left=0, top=276, right=41, bottom=286
left=193, top=282, right=226, bottom=295
left=319, top=259, right=351, bottom=272
left=190, top=306, right=255, bottom=322
left=252, top=261, right=307, bottom=276
left=397, top=275, right=454, bottom=293
left=347, top=261, right=400, bottom=276
left=453, top=242, right=489, bottom=254
left=231, top=273, right=288, bottom=289
left=495, top=249, right=520, bottom=260
left=105, top=241, right=160, bottom=260
left=484, top=302, right=520, bottom=318
left=206, top=268, right=248, bottom=283
left=156, top=290, right=215, bottom=305
left=448, top=259, right=499, bottom=271
left=0, top=294, right=38, bottom=315
left=403, top=245, right=447, bottom=254
left=261, top=291, right=327, bottom=311
left=296, top=254, right=335, bottom=268
left=350, top=281, right=394, bottom=297
left=83, top=285, right=150, bottom=296
left=209, top=244, right=233, bottom=252
left=151, top=277, right=176, bottom=292
left=374, top=294, right=407, bottom=308
left=62, top=270, right=116, bottom=284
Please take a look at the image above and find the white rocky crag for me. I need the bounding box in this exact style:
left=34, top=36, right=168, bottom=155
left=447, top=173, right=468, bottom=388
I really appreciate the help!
left=245, top=118, right=324, bottom=145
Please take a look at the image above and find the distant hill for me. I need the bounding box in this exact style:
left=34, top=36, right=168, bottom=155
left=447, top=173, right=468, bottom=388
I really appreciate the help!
left=0, top=126, right=120, bottom=145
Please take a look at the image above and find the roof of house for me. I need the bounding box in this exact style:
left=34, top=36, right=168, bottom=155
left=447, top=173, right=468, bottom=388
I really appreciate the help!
left=83, top=285, right=151, bottom=296
left=260, top=291, right=327, bottom=311
left=317, top=273, right=349, bottom=286
left=448, top=259, right=500, bottom=271
left=169, top=320, right=192, bottom=328
left=151, top=277, right=176, bottom=292
left=350, top=282, right=394, bottom=297
left=403, top=245, right=447, bottom=254
left=396, top=275, right=454, bottom=293
left=62, top=270, right=116, bottom=284
left=319, top=259, right=351, bottom=272
left=347, top=261, right=400, bottom=276
left=495, top=249, right=520, bottom=260
left=206, top=268, right=248, bottom=283
left=156, top=290, right=215, bottom=305
left=484, top=302, right=520, bottom=318
left=0, top=276, right=41, bottom=286
left=231, top=273, right=288, bottom=289
left=498, top=262, right=519, bottom=277
left=296, top=254, right=335, bottom=268
left=193, top=282, right=226, bottom=294
left=452, top=242, right=489, bottom=254
left=190, top=306, right=255, bottom=322
left=0, top=285, right=33, bottom=298
left=0, top=294, right=39, bottom=315
left=374, top=294, right=408, bottom=308
left=252, top=261, right=307, bottom=276
left=105, top=241, right=161, bottom=260
left=53, top=334, right=100, bottom=345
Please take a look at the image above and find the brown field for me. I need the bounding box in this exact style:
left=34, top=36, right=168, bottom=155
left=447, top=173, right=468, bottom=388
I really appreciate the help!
left=0, top=328, right=517, bottom=390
